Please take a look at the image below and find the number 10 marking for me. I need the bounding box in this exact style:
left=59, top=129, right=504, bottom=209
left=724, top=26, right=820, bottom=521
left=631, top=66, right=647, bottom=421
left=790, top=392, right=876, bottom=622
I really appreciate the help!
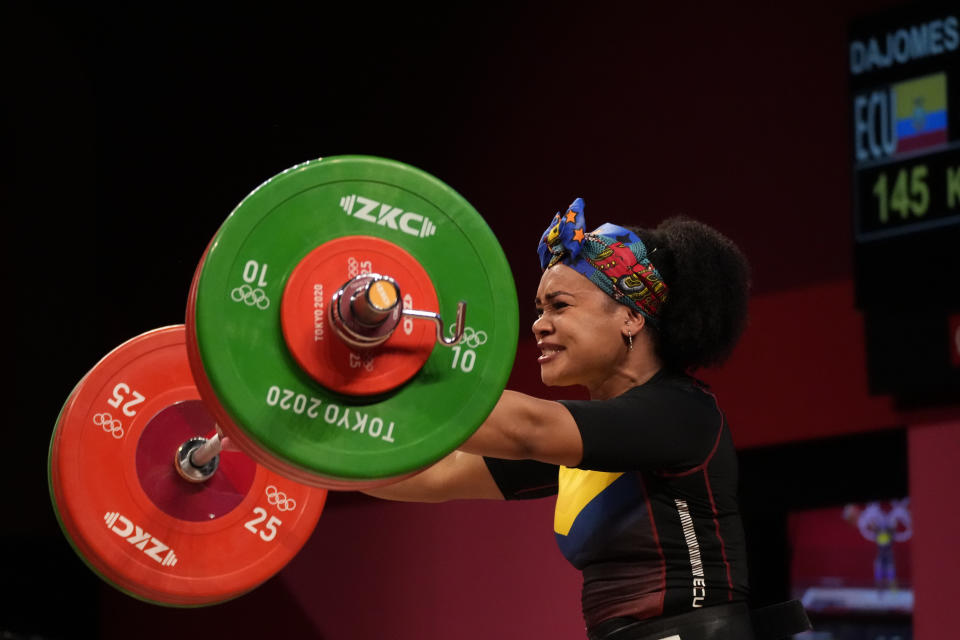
left=451, top=346, right=476, bottom=373
left=242, top=260, right=269, bottom=287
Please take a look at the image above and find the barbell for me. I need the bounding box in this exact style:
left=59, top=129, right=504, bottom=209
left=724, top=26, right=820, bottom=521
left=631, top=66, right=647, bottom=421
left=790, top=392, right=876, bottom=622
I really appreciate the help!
left=48, top=156, right=520, bottom=606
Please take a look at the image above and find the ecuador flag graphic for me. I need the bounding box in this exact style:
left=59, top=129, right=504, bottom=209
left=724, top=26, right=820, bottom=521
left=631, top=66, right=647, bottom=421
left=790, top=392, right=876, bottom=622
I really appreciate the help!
left=894, top=73, right=948, bottom=154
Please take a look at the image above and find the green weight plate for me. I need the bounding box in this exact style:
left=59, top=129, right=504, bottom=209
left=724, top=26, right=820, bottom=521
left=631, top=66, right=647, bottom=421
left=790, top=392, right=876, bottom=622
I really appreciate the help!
left=187, top=156, right=518, bottom=486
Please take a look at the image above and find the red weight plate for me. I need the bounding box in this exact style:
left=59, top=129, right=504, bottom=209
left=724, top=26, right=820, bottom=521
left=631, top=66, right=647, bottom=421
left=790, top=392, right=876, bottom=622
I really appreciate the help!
left=280, top=235, right=439, bottom=396
left=48, top=326, right=327, bottom=606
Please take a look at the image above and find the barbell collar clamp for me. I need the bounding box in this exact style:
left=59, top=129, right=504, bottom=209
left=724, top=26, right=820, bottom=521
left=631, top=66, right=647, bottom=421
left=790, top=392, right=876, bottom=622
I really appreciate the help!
left=402, top=302, right=466, bottom=347
left=175, top=433, right=222, bottom=483
left=330, top=274, right=466, bottom=350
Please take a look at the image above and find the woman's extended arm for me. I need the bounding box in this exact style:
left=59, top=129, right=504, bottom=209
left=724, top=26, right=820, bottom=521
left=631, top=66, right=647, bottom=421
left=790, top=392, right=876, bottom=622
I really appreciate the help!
left=459, top=390, right=583, bottom=467
left=363, top=391, right=580, bottom=501
left=362, top=450, right=504, bottom=502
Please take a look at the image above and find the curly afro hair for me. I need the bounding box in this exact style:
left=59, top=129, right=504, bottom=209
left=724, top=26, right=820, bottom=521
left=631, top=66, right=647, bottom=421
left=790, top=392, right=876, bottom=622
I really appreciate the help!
left=631, top=217, right=751, bottom=372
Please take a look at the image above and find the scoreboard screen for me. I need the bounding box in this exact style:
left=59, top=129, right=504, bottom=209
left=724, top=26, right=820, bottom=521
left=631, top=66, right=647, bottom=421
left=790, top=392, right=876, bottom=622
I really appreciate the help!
left=853, top=70, right=959, bottom=239
left=850, top=2, right=960, bottom=402
left=850, top=2, right=960, bottom=308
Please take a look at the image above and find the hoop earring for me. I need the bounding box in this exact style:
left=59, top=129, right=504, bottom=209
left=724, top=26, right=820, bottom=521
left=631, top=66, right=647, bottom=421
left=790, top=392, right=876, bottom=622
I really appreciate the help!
left=627, top=330, right=633, bottom=351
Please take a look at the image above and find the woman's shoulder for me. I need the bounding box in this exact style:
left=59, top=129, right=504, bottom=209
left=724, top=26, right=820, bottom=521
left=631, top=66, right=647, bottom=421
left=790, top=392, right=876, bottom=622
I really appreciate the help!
left=618, top=369, right=720, bottom=414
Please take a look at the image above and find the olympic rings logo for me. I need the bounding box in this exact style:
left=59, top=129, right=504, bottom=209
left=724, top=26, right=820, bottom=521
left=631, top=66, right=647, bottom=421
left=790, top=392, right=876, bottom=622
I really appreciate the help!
left=231, top=284, right=270, bottom=310
left=93, top=412, right=124, bottom=439
left=265, top=485, right=297, bottom=512
left=448, top=324, right=487, bottom=349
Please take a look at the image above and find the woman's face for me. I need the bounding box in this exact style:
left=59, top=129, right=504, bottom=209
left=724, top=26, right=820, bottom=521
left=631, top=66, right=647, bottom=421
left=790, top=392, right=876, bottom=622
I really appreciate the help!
left=532, top=264, right=630, bottom=390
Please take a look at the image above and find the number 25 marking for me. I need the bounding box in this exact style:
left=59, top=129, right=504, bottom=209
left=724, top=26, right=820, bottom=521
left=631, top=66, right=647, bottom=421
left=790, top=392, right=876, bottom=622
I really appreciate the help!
left=244, top=507, right=282, bottom=542
left=107, top=383, right=146, bottom=417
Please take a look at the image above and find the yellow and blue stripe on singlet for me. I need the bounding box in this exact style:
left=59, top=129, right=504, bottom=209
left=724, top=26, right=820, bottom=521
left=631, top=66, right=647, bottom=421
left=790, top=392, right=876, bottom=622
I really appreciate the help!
left=554, top=466, right=646, bottom=568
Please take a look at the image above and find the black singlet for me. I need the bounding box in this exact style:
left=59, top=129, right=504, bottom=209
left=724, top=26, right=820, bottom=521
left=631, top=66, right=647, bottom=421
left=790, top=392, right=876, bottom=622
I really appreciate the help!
left=484, top=370, right=749, bottom=629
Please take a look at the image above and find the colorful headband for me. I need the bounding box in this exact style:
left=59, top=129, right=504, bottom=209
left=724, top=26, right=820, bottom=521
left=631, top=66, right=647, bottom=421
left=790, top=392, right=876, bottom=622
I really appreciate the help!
left=537, top=198, right=669, bottom=324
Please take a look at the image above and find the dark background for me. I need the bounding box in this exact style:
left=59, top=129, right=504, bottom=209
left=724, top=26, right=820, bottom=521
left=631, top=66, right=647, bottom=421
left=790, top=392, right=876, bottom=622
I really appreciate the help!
left=5, top=1, right=933, bottom=637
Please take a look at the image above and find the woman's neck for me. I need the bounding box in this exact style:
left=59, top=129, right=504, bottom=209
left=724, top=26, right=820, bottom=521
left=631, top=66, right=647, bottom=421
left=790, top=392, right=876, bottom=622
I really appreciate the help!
left=587, top=356, right=662, bottom=400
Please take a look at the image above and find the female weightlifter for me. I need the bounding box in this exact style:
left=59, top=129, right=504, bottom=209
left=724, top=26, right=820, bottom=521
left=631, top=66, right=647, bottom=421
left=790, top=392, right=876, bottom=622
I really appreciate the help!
left=365, top=198, right=754, bottom=640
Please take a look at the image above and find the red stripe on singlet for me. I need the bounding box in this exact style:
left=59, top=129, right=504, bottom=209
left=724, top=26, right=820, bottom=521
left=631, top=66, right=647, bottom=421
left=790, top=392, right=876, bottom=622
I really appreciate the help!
left=638, top=476, right=667, bottom=616
left=703, top=465, right=735, bottom=600
left=685, top=386, right=735, bottom=600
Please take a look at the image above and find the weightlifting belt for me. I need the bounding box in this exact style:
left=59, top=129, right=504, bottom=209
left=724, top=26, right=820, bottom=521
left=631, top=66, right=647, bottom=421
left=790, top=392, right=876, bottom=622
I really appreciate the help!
left=587, top=600, right=811, bottom=640
left=587, top=603, right=754, bottom=640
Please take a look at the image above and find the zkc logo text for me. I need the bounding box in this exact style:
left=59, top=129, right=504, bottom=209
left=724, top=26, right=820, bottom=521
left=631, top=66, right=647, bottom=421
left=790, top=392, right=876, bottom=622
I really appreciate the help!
left=339, top=195, right=437, bottom=238
left=105, top=511, right=179, bottom=567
